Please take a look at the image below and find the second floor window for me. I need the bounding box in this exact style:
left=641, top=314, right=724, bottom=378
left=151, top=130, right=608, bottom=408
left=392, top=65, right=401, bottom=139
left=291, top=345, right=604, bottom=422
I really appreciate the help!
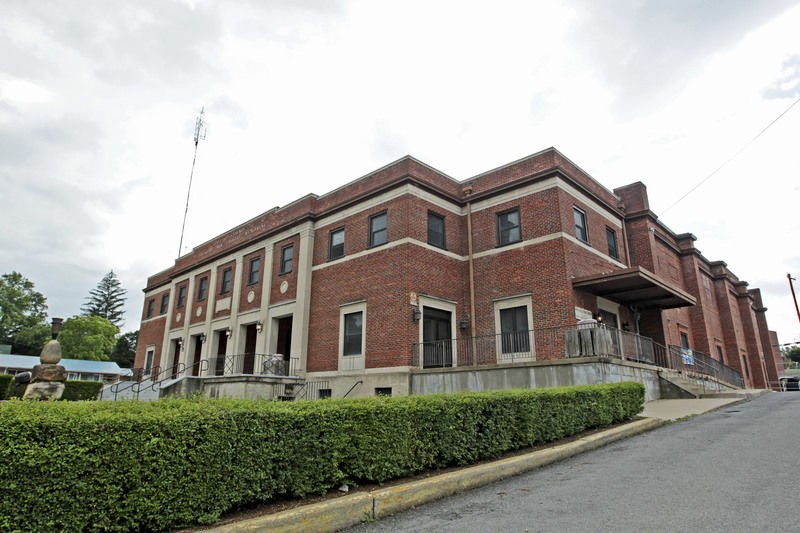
left=280, top=245, right=294, bottom=274
left=497, top=208, right=521, bottom=246
left=427, top=212, right=446, bottom=249
left=329, top=228, right=345, bottom=260
left=146, top=299, right=155, bottom=318
left=248, top=257, right=261, bottom=285
left=220, top=268, right=232, bottom=294
left=160, top=294, right=169, bottom=314
left=574, top=207, right=588, bottom=243
left=369, top=212, right=388, bottom=247
left=606, top=227, right=619, bottom=260
left=197, top=277, right=208, bottom=301
left=177, top=285, right=187, bottom=308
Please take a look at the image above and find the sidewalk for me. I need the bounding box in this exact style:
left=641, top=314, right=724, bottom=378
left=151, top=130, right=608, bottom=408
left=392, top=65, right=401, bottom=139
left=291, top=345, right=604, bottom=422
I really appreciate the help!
left=641, top=389, right=767, bottom=421
left=203, top=390, right=769, bottom=533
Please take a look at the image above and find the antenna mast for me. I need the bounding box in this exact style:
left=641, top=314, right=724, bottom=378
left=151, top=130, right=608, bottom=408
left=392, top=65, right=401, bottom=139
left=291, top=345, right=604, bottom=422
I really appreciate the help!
left=177, top=107, right=207, bottom=258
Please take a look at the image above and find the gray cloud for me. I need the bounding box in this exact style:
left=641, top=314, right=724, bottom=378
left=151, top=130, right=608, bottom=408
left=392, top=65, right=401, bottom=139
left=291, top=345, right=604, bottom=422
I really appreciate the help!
left=570, top=0, right=799, bottom=116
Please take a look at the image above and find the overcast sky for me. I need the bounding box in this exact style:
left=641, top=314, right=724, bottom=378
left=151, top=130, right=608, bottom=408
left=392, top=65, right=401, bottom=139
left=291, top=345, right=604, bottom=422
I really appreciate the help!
left=1, top=0, right=799, bottom=348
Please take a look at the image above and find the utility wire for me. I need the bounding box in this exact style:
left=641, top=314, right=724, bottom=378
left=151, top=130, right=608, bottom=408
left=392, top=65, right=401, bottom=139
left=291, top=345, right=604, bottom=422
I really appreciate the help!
left=663, top=93, right=800, bottom=214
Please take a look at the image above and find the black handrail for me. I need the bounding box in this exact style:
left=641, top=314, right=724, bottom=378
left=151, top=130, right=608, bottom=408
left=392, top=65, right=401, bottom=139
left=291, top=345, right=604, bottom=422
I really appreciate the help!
left=342, top=380, right=363, bottom=398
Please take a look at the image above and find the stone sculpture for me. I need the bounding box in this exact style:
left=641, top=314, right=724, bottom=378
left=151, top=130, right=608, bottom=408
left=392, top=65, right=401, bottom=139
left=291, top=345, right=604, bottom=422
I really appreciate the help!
left=22, top=340, right=67, bottom=400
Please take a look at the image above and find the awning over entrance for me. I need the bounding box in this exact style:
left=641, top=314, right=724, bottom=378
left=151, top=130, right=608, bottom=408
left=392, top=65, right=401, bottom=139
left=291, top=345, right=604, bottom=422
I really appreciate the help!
left=572, top=267, right=696, bottom=309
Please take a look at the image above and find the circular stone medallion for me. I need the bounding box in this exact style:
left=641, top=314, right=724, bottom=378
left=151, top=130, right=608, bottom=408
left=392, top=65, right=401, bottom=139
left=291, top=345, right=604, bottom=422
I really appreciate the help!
left=196, top=306, right=203, bottom=317
left=176, top=312, right=182, bottom=322
left=280, top=280, right=289, bottom=294
left=247, top=290, right=255, bottom=303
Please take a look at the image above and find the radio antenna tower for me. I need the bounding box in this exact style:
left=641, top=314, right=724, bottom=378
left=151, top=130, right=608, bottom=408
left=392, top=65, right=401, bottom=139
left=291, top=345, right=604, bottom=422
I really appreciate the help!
left=177, top=107, right=207, bottom=258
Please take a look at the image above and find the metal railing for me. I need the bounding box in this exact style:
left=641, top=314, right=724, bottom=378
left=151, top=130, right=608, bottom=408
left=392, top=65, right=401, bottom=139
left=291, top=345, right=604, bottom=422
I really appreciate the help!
left=411, top=331, right=536, bottom=368
left=658, top=345, right=744, bottom=389
left=103, top=353, right=299, bottom=401
left=216, top=353, right=299, bottom=377
left=410, top=324, right=744, bottom=388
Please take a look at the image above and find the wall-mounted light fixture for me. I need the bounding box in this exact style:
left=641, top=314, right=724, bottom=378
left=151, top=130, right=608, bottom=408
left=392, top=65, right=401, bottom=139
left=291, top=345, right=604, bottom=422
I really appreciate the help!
left=199, top=333, right=207, bottom=344
left=177, top=338, right=184, bottom=351
left=225, top=327, right=232, bottom=339
left=459, top=319, right=469, bottom=330
left=412, top=309, right=422, bottom=322
left=256, top=321, right=263, bottom=333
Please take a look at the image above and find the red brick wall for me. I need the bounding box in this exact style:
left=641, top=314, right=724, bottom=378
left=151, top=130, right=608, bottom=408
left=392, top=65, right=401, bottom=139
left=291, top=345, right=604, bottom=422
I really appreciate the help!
left=171, top=279, right=190, bottom=330
left=134, top=317, right=166, bottom=369
left=239, top=248, right=266, bottom=312
left=270, top=236, right=300, bottom=304
left=190, top=270, right=211, bottom=325
left=213, top=261, right=236, bottom=319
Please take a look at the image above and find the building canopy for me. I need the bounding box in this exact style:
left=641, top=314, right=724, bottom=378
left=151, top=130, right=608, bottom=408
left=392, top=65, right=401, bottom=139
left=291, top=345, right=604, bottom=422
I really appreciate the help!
left=572, top=267, right=696, bottom=310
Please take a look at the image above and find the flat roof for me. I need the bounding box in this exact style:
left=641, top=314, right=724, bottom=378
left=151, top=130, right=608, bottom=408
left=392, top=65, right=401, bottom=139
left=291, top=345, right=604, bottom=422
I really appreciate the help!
left=0, top=354, right=133, bottom=376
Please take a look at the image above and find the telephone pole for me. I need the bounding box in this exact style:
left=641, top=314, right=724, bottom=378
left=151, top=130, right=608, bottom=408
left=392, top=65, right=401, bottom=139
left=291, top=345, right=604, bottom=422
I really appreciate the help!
left=789, top=273, right=800, bottom=325
left=177, top=107, right=207, bottom=258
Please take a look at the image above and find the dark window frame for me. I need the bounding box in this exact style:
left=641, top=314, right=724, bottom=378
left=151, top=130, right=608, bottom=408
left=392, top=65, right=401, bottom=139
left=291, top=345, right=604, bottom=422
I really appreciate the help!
left=574, top=206, right=589, bottom=243
left=606, top=226, right=619, bottom=260
left=177, top=285, right=187, bottom=308
left=496, top=208, right=521, bottom=246
left=280, top=244, right=294, bottom=274
left=247, top=256, right=261, bottom=285
left=197, top=277, right=208, bottom=301
left=160, top=295, right=169, bottom=315
left=220, top=268, right=233, bottom=294
left=369, top=211, right=388, bottom=248
left=427, top=211, right=446, bottom=249
left=680, top=331, right=690, bottom=350
left=146, top=299, right=155, bottom=319
left=329, top=227, right=345, bottom=260
left=500, top=305, right=530, bottom=354
left=343, top=311, right=363, bottom=356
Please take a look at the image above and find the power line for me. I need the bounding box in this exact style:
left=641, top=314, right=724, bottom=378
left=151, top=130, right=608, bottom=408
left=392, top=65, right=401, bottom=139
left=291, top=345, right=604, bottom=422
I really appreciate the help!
left=663, top=93, right=800, bottom=214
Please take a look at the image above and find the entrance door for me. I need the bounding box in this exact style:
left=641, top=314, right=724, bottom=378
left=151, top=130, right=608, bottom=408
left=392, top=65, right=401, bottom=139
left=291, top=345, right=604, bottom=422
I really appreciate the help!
left=215, top=333, right=227, bottom=376
left=243, top=324, right=257, bottom=374
left=597, top=309, right=620, bottom=356
left=273, top=316, right=292, bottom=375
left=191, top=335, right=202, bottom=376
left=171, top=340, right=181, bottom=379
left=422, top=307, right=452, bottom=368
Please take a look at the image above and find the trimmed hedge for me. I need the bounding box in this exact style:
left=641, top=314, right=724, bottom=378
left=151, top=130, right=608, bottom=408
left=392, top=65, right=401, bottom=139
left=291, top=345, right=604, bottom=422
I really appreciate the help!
left=61, top=380, right=104, bottom=401
left=0, top=374, right=12, bottom=400
left=7, top=379, right=104, bottom=401
left=0, top=382, right=643, bottom=532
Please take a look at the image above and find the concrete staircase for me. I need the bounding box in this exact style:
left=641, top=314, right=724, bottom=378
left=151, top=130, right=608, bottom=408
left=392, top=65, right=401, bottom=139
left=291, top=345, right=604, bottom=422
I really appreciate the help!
left=658, top=369, right=734, bottom=399
left=99, top=379, right=162, bottom=401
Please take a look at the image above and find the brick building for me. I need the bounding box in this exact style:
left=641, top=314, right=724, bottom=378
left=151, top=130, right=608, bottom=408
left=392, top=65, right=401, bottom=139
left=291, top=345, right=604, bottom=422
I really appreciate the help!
left=134, top=148, right=782, bottom=397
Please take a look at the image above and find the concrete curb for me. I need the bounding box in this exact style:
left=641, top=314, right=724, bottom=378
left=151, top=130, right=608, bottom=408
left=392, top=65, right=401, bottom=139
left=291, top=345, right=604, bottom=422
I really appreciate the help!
left=203, top=417, right=665, bottom=533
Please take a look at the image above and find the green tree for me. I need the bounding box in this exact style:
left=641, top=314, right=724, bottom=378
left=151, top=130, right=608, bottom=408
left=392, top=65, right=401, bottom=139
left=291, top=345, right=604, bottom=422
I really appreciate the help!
left=0, top=272, right=49, bottom=353
left=12, top=324, right=51, bottom=356
left=81, top=270, right=127, bottom=327
left=786, top=346, right=800, bottom=364
left=58, top=315, right=119, bottom=361
left=110, top=330, right=138, bottom=368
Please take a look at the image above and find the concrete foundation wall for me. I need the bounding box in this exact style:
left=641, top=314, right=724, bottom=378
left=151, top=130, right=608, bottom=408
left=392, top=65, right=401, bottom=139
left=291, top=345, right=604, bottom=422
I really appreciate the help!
left=411, top=359, right=662, bottom=401
left=161, top=375, right=303, bottom=400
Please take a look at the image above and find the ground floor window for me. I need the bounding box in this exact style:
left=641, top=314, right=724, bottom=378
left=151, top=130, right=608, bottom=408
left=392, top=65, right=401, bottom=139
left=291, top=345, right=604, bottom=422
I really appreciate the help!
left=500, top=306, right=530, bottom=353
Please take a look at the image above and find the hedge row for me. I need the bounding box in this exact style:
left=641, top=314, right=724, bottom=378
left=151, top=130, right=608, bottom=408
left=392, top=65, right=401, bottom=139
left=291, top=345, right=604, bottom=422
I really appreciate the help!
left=0, top=374, right=12, bottom=400
left=1, top=376, right=104, bottom=401
left=0, top=382, right=644, bottom=532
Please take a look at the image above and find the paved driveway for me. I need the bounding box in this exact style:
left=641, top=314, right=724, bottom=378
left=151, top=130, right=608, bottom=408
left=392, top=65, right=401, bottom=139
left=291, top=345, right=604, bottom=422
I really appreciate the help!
left=348, top=393, right=800, bottom=532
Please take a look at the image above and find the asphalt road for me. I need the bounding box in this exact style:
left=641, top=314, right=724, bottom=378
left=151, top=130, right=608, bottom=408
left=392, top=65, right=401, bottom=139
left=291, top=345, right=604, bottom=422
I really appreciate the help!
left=348, top=393, right=800, bottom=533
